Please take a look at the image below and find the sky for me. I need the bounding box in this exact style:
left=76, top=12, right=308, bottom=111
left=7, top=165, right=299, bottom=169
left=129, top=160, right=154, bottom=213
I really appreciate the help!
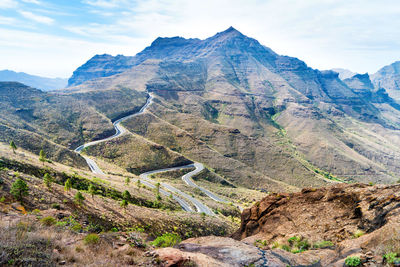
left=0, top=0, right=399, bottom=78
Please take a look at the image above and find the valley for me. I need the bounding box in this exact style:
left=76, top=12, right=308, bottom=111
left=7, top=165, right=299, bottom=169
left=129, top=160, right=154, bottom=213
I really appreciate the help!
left=1, top=26, right=400, bottom=266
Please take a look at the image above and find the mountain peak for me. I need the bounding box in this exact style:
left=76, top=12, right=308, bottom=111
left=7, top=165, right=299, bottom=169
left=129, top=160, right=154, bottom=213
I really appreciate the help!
left=225, top=26, right=239, bottom=32
left=215, top=26, right=244, bottom=37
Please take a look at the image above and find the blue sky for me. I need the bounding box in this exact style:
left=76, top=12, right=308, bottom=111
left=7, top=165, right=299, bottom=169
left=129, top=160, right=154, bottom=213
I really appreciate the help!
left=0, top=0, right=399, bottom=78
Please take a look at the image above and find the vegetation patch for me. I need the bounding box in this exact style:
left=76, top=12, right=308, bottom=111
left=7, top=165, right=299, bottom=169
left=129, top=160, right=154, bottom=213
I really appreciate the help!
left=40, top=216, right=57, bottom=226
left=344, top=256, right=361, bottom=266
left=151, top=232, right=181, bottom=248
left=384, top=252, right=400, bottom=265
left=83, top=233, right=100, bottom=246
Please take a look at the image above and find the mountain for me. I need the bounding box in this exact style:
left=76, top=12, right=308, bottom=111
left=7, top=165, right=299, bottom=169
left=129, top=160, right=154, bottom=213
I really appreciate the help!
left=371, top=61, right=400, bottom=101
left=63, top=27, right=400, bottom=189
left=0, top=70, right=67, bottom=91
left=0, top=81, right=148, bottom=167
left=331, top=68, right=357, bottom=80
left=2, top=26, right=400, bottom=266
left=68, top=54, right=137, bottom=87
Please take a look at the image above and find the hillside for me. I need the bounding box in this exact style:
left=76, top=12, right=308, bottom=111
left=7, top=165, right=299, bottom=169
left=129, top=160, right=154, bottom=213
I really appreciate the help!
left=66, top=27, right=400, bottom=188
left=0, top=70, right=67, bottom=91
left=2, top=26, right=400, bottom=267
left=0, top=144, right=236, bottom=266
left=0, top=81, right=148, bottom=167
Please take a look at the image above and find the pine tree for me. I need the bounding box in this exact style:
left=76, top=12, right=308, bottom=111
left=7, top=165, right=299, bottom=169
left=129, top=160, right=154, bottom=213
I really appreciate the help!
left=39, top=149, right=46, bottom=165
left=88, top=184, right=96, bottom=198
left=64, top=178, right=72, bottom=192
left=125, top=177, right=130, bottom=186
left=9, top=140, right=17, bottom=154
left=10, top=178, right=29, bottom=202
left=122, top=190, right=131, bottom=200
left=136, top=179, right=141, bottom=190
left=43, top=173, right=53, bottom=189
left=120, top=199, right=128, bottom=209
left=74, top=191, right=85, bottom=206
left=155, top=182, right=160, bottom=195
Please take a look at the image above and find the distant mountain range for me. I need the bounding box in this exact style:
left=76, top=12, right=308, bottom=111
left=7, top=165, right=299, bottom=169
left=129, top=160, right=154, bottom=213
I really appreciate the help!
left=0, top=70, right=67, bottom=91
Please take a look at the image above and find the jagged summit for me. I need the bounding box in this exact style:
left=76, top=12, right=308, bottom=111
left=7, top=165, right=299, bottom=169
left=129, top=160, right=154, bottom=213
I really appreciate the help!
left=343, top=73, right=374, bottom=93
left=149, top=36, right=200, bottom=48
left=214, top=26, right=243, bottom=37
left=68, top=27, right=274, bottom=87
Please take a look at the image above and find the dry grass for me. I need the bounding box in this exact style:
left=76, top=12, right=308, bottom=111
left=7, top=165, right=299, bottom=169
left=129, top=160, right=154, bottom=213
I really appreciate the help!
left=0, top=213, right=154, bottom=266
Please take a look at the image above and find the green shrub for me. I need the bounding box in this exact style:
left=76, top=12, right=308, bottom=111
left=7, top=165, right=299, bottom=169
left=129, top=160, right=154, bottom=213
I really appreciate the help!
left=345, top=256, right=361, bottom=266
left=352, top=230, right=365, bottom=238
left=40, top=216, right=57, bottom=226
left=51, top=203, right=61, bottom=210
left=254, top=239, right=268, bottom=248
left=10, top=178, right=29, bottom=201
left=313, top=240, right=334, bottom=249
left=288, top=236, right=301, bottom=245
left=271, top=241, right=280, bottom=249
left=71, top=223, right=82, bottom=232
left=151, top=232, right=181, bottom=248
left=55, top=221, right=68, bottom=228
left=283, top=235, right=310, bottom=253
left=74, top=191, right=85, bottom=205
left=31, top=209, right=41, bottom=215
left=384, top=252, right=399, bottom=264
left=84, top=233, right=100, bottom=246
left=43, top=173, right=53, bottom=188
left=0, top=196, right=5, bottom=203
left=297, top=239, right=311, bottom=251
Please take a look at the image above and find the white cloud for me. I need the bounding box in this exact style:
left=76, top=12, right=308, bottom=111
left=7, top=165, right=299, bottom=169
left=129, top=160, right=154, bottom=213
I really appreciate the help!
left=2, top=0, right=400, bottom=76
left=0, top=15, right=16, bottom=25
left=0, top=28, right=146, bottom=77
left=83, top=0, right=129, bottom=8
left=0, top=0, right=17, bottom=8
left=21, top=0, right=41, bottom=4
left=19, top=10, right=54, bottom=24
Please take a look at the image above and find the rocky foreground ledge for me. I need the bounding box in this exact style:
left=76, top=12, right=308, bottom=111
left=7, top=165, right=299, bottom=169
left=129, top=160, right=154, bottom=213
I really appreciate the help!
left=155, top=183, right=400, bottom=266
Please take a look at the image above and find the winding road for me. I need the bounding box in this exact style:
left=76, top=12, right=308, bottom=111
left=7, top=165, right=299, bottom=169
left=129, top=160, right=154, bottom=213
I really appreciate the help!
left=74, top=92, right=227, bottom=216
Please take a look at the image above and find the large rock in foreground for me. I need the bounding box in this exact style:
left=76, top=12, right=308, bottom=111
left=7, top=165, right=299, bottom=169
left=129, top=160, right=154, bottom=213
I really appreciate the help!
left=156, top=184, right=400, bottom=266
left=155, top=236, right=321, bottom=267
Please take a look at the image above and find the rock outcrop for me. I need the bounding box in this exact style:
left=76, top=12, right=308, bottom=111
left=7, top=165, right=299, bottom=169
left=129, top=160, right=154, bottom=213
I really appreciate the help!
left=371, top=61, right=400, bottom=101
left=156, top=183, right=400, bottom=266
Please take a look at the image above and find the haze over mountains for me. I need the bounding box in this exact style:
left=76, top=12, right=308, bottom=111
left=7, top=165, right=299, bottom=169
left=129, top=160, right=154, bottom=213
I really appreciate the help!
left=0, top=70, right=67, bottom=91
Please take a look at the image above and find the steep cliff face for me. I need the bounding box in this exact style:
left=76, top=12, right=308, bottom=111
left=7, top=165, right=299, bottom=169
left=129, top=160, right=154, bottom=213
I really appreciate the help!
left=344, top=73, right=375, bottom=93
left=371, top=61, right=400, bottom=101
left=68, top=54, right=137, bottom=86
